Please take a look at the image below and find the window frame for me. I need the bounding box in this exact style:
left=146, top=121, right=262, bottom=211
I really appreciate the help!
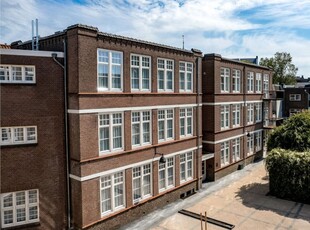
left=100, top=171, right=125, bottom=216
left=232, top=138, right=240, bottom=162
left=220, top=141, right=230, bottom=167
left=247, top=72, right=254, bottom=93
left=97, top=49, right=123, bottom=92
left=263, top=74, right=269, bottom=93
left=232, top=69, right=241, bottom=93
left=179, top=107, right=193, bottom=138
left=180, top=152, right=193, bottom=183
left=247, top=133, right=254, bottom=156
left=1, top=189, right=39, bottom=228
left=130, top=54, right=151, bottom=91
left=256, top=103, right=262, bottom=122
left=289, top=94, right=301, bottom=101
left=255, top=131, right=262, bottom=152
left=0, top=126, right=37, bottom=146
left=132, top=164, right=152, bottom=203
left=220, top=105, right=230, bottom=130
left=98, top=113, right=124, bottom=154
left=131, top=111, right=152, bottom=148
left=220, top=67, right=230, bottom=93
left=158, top=156, right=175, bottom=192
left=232, top=104, right=241, bottom=127
left=158, top=109, right=174, bottom=142
left=179, top=62, right=193, bottom=92
left=0, top=65, right=36, bottom=83
left=157, top=58, right=174, bottom=92
left=255, top=73, right=262, bottom=93
left=247, top=103, right=254, bottom=125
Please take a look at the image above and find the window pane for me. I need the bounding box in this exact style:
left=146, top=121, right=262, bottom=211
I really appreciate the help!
left=158, top=70, right=164, bottom=89
left=113, top=126, right=122, bottom=149
left=132, top=123, right=140, bottom=145
left=1, top=128, right=11, bottom=143
left=16, top=208, right=26, bottom=222
left=98, top=64, right=108, bottom=88
left=167, top=120, right=173, bottom=138
left=142, top=69, right=149, bottom=90
left=158, top=120, right=165, bottom=140
left=14, top=128, right=24, bottom=142
left=143, top=123, right=150, bottom=143
left=166, top=71, right=173, bottom=90
left=131, top=68, right=139, bottom=89
left=112, top=65, right=121, bottom=88
left=3, top=210, right=13, bottom=224
left=27, top=127, right=36, bottom=141
left=186, top=73, right=192, bottom=90
left=3, top=194, right=13, bottom=207
left=12, top=66, right=22, bottom=81
left=114, top=184, right=124, bottom=207
left=25, top=67, right=34, bottom=81
left=29, top=190, right=38, bottom=203
left=29, top=206, right=38, bottom=220
left=180, top=72, right=185, bottom=90
left=100, top=127, right=109, bottom=151
left=16, top=191, right=25, bottom=205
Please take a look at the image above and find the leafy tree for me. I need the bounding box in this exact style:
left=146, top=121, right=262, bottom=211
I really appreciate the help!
left=260, top=52, right=298, bottom=85
left=267, top=111, right=310, bottom=151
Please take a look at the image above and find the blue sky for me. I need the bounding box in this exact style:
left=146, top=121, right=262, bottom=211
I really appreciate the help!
left=1, top=0, right=310, bottom=77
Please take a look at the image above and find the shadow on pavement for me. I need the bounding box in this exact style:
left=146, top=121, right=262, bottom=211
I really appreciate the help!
left=235, top=181, right=310, bottom=223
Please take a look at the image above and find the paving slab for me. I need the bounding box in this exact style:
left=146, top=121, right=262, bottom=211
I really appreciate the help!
left=123, top=160, right=310, bottom=230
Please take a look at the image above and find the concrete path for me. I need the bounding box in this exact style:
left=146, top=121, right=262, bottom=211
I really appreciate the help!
left=123, top=160, right=310, bottom=230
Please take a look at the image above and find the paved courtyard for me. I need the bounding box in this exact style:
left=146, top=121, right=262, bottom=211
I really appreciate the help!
left=123, top=160, right=310, bottom=230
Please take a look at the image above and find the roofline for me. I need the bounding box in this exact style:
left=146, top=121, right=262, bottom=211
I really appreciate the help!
left=0, top=49, right=64, bottom=58
left=13, top=24, right=201, bottom=55
left=204, top=53, right=271, bottom=71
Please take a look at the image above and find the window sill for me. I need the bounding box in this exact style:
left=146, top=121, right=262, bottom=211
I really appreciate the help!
left=0, top=142, right=38, bottom=147
left=1, top=221, right=40, bottom=230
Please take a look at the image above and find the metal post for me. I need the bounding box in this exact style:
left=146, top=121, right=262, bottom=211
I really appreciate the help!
left=32, top=20, right=34, bottom=50
left=36, top=19, right=39, bottom=50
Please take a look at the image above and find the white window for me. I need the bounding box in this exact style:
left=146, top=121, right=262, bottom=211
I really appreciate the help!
left=180, top=108, right=193, bottom=137
left=232, top=104, right=240, bottom=127
left=256, top=103, right=262, bottom=122
left=220, top=67, right=230, bottom=93
left=133, top=164, right=152, bottom=203
left=97, top=49, right=123, bottom=91
left=132, top=111, right=151, bottom=147
left=100, top=172, right=125, bottom=216
left=289, top=108, right=301, bottom=117
left=0, top=65, right=35, bottom=83
left=0, top=126, right=37, bottom=146
left=263, top=74, right=269, bottom=93
left=179, top=62, right=193, bottom=92
left=289, top=94, right=301, bottom=101
left=255, top=131, right=262, bottom=151
left=247, top=103, right=254, bottom=124
left=158, top=157, right=174, bottom=192
left=220, top=105, right=230, bottom=130
left=232, top=138, right=240, bottom=162
left=158, top=58, right=174, bottom=91
left=255, top=73, right=262, bottom=93
left=99, top=113, right=123, bottom=153
left=221, top=141, right=230, bottom=167
left=180, top=152, right=193, bottom=183
left=1, top=190, right=39, bottom=228
left=158, top=109, right=174, bottom=142
left=247, top=133, right=254, bottom=155
left=247, top=72, right=254, bottom=93
left=131, top=54, right=151, bottom=91
left=232, top=69, right=241, bottom=93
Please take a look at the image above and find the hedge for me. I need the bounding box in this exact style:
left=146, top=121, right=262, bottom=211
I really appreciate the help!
left=265, top=148, right=310, bottom=204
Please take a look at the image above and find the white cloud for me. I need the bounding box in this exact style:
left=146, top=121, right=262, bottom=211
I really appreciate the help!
left=0, top=0, right=309, bottom=76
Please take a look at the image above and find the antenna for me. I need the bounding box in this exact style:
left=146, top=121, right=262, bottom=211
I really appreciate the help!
left=32, top=19, right=39, bottom=50
left=182, top=35, right=184, bottom=49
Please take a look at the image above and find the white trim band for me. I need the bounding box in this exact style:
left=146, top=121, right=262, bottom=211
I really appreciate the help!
left=68, top=103, right=202, bottom=114
left=202, top=100, right=262, bottom=106
left=70, top=145, right=202, bottom=182
left=202, top=129, right=263, bottom=144
left=0, top=49, right=64, bottom=58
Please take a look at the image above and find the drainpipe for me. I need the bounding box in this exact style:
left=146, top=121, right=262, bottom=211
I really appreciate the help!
left=52, top=39, right=72, bottom=230
left=192, top=49, right=202, bottom=190
left=242, top=66, right=247, bottom=168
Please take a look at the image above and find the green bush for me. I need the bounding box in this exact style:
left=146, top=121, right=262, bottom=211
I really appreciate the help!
left=265, top=148, right=310, bottom=204
left=267, top=111, right=310, bottom=151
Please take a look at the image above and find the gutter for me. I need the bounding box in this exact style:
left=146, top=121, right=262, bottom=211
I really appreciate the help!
left=52, top=39, right=72, bottom=230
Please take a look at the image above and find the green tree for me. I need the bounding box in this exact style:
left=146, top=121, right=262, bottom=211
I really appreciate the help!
left=260, top=52, right=298, bottom=85
left=267, top=111, right=310, bottom=151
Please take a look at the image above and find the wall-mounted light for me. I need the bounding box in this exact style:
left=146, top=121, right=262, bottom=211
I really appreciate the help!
left=154, top=152, right=166, bottom=164
left=246, top=131, right=251, bottom=137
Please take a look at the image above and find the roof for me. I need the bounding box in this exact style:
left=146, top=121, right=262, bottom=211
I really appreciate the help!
left=13, top=24, right=201, bottom=55
left=0, top=44, right=11, bottom=49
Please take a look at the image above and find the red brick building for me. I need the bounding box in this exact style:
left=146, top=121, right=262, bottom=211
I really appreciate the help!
left=0, top=49, right=67, bottom=229
left=201, top=54, right=273, bottom=181
left=2, top=24, right=203, bottom=229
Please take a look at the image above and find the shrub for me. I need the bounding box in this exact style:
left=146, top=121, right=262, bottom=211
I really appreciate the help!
left=267, top=111, right=310, bottom=151
left=265, top=148, right=310, bottom=204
